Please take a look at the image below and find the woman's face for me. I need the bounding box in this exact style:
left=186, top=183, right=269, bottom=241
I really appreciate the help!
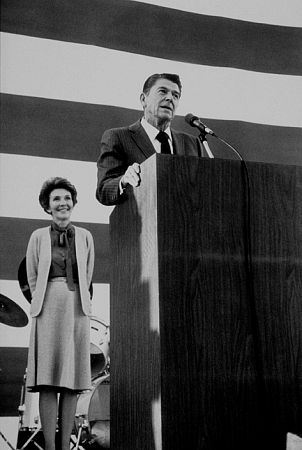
left=47, top=188, right=74, bottom=224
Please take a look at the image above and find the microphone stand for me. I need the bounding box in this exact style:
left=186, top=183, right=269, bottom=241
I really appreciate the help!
left=198, top=132, right=214, bottom=159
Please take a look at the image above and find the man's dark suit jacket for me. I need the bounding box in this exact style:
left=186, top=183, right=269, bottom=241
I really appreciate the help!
left=96, top=120, right=202, bottom=205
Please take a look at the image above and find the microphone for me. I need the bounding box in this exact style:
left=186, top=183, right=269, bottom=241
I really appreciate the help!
left=186, top=113, right=244, bottom=161
left=185, top=113, right=216, bottom=136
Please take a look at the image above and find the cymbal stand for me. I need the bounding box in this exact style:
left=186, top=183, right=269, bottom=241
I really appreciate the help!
left=70, top=417, right=89, bottom=450
left=19, top=427, right=43, bottom=450
left=70, top=425, right=84, bottom=450
left=18, top=370, right=27, bottom=429
left=17, top=370, right=43, bottom=449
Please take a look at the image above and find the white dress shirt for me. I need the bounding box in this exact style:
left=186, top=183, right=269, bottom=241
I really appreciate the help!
left=141, top=118, right=174, bottom=154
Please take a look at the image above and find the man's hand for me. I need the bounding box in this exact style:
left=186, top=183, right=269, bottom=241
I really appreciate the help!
left=121, top=163, right=141, bottom=188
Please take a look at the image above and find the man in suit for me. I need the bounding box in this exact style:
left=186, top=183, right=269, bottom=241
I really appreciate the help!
left=96, top=73, right=202, bottom=205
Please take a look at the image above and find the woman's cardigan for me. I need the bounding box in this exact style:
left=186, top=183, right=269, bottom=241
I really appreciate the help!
left=26, top=225, right=94, bottom=317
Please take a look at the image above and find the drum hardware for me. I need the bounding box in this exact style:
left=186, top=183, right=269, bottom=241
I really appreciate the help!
left=18, top=370, right=40, bottom=429
left=70, top=433, right=87, bottom=450
left=17, top=370, right=42, bottom=450
left=72, top=416, right=90, bottom=450
left=74, top=373, right=110, bottom=448
left=15, top=315, right=110, bottom=448
left=78, top=319, right=110, bottom=448
left=18, top=371, right=27, bottom=429
left=90, top=317, right=110, bottom=379
left=18, top=428, right=43, bottom=450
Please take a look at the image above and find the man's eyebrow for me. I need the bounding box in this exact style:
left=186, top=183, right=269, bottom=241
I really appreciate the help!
left=157, top=86, right=180, bottom=93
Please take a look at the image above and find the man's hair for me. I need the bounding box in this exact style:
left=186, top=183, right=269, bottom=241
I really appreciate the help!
left=142, top=73, right=182, bottom=95
left=39, top=177, right=78, bottom=214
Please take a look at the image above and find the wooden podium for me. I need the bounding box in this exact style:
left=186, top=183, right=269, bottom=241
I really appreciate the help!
left=109, top=154, right=302, bottom=450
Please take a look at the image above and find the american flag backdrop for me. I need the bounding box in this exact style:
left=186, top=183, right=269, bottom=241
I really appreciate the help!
left=0, top=0, right=302, bottom=444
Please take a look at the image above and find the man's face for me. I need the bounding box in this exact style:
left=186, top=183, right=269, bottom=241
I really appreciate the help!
left=140, top=78, right=181, bottom=129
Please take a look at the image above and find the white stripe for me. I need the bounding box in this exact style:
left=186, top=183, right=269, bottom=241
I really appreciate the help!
left=0, top=418, right=19, bottom=447
left=131, top=0, right=302, bottom=27
left=1, top=33, right=301, bottom=127
left=0, top=279, right=110, bottom=348
left=0, top=154, right=113, bottom=223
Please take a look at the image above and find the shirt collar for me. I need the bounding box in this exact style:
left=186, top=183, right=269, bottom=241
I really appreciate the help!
left=51, top=221, right=73, bottom=233
left=141, top=117, right=172, bottom=142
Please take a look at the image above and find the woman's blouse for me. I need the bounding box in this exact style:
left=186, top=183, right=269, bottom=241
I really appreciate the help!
left=48, top=222, right=79, bottom=289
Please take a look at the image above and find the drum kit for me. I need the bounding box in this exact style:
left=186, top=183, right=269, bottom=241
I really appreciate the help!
left=75, top=317, right=110, bottom=449
left=0, top=292, right=29, bottom=450
left=74, top=320, right=110, bottom=449
left=15, top=315, right=110, bottom=450
left=0, top=258, right=111, bottom=450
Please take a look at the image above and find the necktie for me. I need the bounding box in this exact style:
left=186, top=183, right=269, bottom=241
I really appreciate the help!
left=156, top=131, right=171, bottom=154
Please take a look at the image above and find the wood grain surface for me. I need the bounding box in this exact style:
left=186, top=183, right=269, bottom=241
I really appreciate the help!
left=110, top=154, right=302, bottom=449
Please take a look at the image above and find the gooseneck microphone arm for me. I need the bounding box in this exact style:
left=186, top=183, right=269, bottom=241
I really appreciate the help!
left=184, top=114, right=215, bottom=158
left=184, top=113, right=243, bottom=161
left=198, top=132, right=214, bottom=159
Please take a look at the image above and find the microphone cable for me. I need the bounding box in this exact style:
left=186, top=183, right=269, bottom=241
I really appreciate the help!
left=212, top=130, right=267, bottom=434
left=186, top=112, right=271, bottom=440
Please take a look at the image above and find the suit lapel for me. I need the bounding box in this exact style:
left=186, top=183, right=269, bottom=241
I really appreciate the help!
left=129, top=121, right=156, bottom=159
left=171, top=130, right=185, bottom=156
left=128, top=121, right=185, bottom=157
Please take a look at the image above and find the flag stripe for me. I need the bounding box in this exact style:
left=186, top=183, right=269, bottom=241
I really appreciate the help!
left=1, top=0, right=301, bottom=424
left=0, top=93, right=141, bottom=162
left=0, top=348, right=28, bottom=416
left=1, top=0, right=301, bottom=75
left=1, top=33, right=302, bottom=128
left=132, top=0, right=302, bottom=27
left=2, top=94, right=302, bottom=166
left=0, top=217, right=110, bottom=283
left=0, top=153, right=113, bottom=223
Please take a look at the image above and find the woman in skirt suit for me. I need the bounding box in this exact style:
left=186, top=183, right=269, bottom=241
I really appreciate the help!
left=26, top=177, right=95, bottom=450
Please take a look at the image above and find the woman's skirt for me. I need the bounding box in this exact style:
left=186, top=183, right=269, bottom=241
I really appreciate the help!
left=26, top=278, right=91, bottom=392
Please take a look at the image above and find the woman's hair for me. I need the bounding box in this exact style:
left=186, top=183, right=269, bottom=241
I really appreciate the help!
left=39, top=177, right=78, bottom=214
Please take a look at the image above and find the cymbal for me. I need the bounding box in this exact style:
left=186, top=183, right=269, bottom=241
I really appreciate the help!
left=0, top=293, right=28, bottom=327
left=18, top=257, right=32, bottom=303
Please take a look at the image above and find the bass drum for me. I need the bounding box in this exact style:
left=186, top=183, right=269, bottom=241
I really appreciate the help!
left=90, top=316, right=110, bottom=379
left=75, top=373, right=110, bottom=448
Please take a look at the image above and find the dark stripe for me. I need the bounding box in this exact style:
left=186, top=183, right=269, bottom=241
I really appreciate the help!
left=1, top=0, right=301, bottom=75
left=0, top=347, right=28, bottom=416
left=0, top=218, right=110, bottom=284
left=174, top=116, right=302, bottom=167
left=0, top=93, right=141, bottom=162
left=2, top=94, right=302, bottom=166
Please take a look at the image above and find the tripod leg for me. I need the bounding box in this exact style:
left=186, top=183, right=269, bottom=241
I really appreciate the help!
left=0, top=430, right=16, bottom=450
left=19, top=427, right=41, bottom=450
left=74, top=424, right=83, bottom=450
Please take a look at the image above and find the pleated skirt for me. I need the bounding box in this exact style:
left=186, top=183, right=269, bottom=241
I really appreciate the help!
left=26, top=278, right=91, bottom=392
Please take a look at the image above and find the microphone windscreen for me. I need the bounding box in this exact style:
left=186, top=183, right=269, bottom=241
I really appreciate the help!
left=185, top=113, right=197, bottom=126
